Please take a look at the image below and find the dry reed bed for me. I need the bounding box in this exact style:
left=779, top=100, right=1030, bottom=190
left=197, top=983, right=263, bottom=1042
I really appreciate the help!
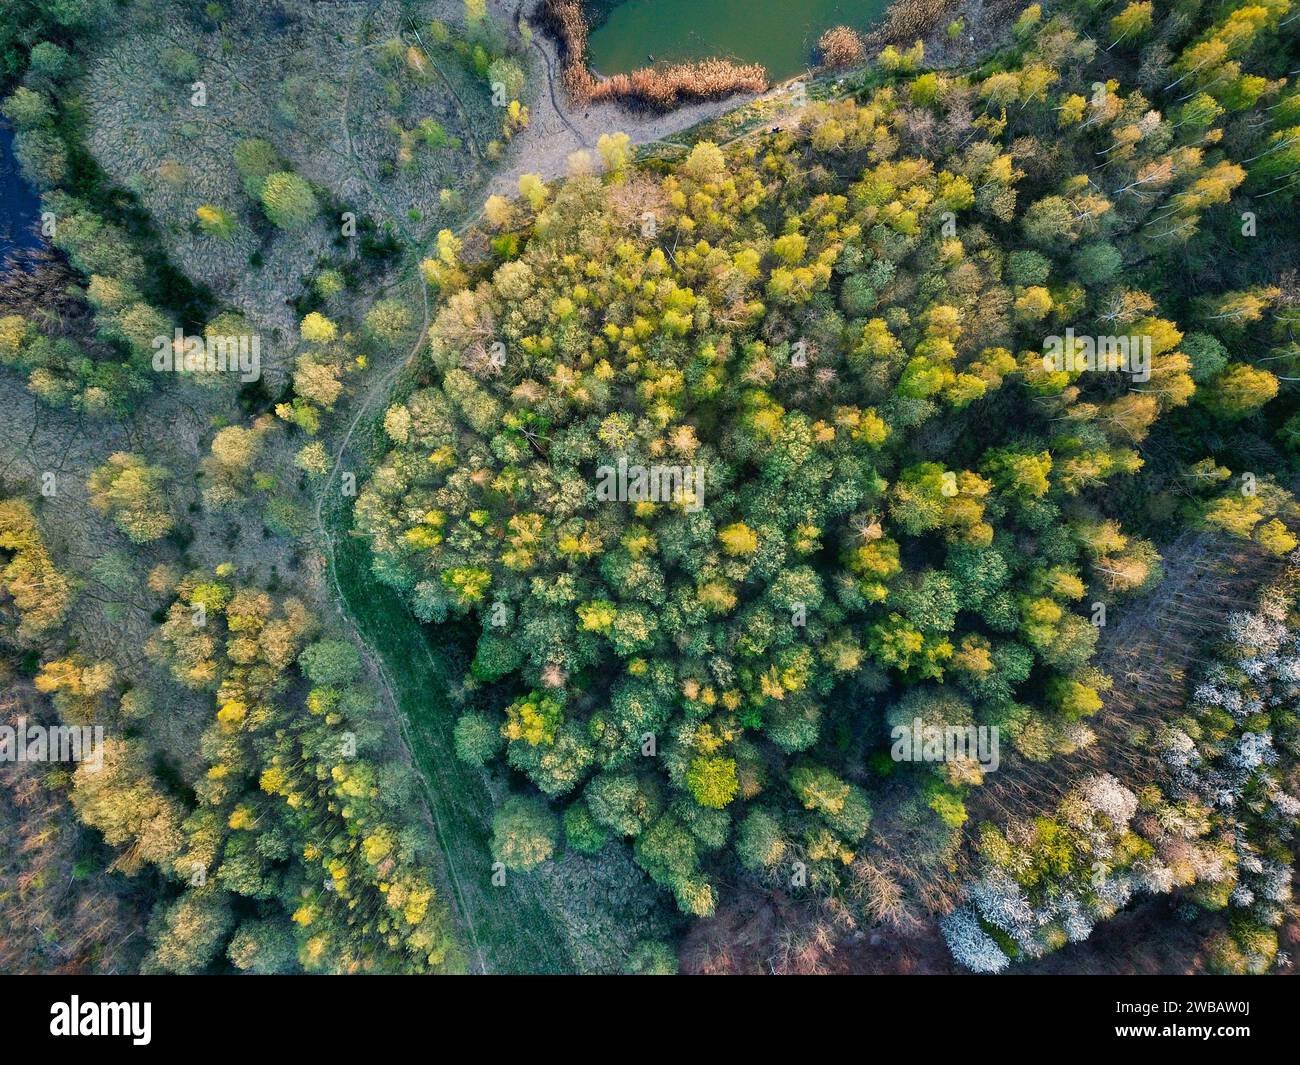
left=817, top=26, right=866, bottom=70
left=538, top=0, right=967, bottom=114
left=539, top=0, right=768, bottom=112
left=864, top=0, right=957, bottom=45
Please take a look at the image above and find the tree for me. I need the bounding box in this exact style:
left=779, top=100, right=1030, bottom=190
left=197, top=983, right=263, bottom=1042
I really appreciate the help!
left=586, top=771, right=659, bottom=837
left=1182, top=333, right=1228, bottom=382
left=298, top=639, right=362, bottom=686
left=491, top=796, right=557, bottom=871
left=260, top=172, right=318, bottom=231
left=71, top=739, right=185, bottom=874
left=1071, top=242, right=1122, bottom=285
left=1199, top=363, right=1278, bottom=420
left=227, top=918, right=298, bottom=974
left=518, top=173, right=547, bottom=210
left=28, top=41, right=74, bottom=80
left=87, top=453, right=173, bottom=542
left=736, top=809, right=786, bottom=870
left=1109, top=2, right=1153, bottom=47
left=195, top=204, right=235, bottom=239
left=635, top=814, right=714, bottom=916
left=233, top=138, right=279, bottom=197
left=143, top=890, right=235, bottom=974
left=293, top=355, right=342, bottom=409
left=596, top=131, right=633, bottom=174
left=624, top=940, right=678, bottom=974
left=483, top=193, right=512, bottom=227
left=1023, top=196, right=1084, bottom=249
left=299, top=312, right=337, bottom=343
left=685, top=757, right=739, bottom=809
left=0, top=498, right=72, bottom=641
left=2, top=86, right=54, bottom=129
left=364, top=299, right=414, bottom=346
left=682, top=141, right=725, bottom=184
left=453, top=712, right=502, bottom=766
left=562, top=799, right=608, bottom=854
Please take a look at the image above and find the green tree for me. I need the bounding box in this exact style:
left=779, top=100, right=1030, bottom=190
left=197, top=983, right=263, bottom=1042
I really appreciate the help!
left=260, top=171, right=319, bottom=231
left=298, top=639, right=362, bottom=686
left=453, top=712, right=503, bottom=766
left=87, top=453, right=174, bottom=543
left=491, top=796, right=558, bottom=871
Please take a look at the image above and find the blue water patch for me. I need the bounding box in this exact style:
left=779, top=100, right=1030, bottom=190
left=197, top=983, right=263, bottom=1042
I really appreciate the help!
left=0, top=124, right=46, bottom=262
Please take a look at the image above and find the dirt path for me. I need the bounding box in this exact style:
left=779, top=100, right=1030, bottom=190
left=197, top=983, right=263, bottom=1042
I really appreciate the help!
left=307, top=1, right=589, bottom=974
left=309, top=2, right=844, bottom=971
left=484, top=0, right=775, bottom=195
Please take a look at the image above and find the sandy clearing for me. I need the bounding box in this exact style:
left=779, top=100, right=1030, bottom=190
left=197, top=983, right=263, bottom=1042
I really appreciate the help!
left=485, top=0, right=782, bottom=195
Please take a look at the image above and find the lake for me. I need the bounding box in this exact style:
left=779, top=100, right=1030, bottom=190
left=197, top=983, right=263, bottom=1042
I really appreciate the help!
left=585, top=0, right=890, bottom=82
left=0, top=124, right=44, bottom=262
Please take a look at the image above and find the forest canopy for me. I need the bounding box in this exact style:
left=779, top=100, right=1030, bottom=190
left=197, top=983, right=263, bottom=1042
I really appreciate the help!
left=357, top=0, right=1300, bottom=920
left=2, top=0, right=1299, bottom=977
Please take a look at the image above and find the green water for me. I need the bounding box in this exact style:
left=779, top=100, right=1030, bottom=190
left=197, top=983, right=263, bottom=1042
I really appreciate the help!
left=585, top=0, right=889, bottom=82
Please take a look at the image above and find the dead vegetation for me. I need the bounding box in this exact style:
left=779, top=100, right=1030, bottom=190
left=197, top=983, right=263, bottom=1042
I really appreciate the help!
left=683, top=530, right=1287, bottom=975
left=0, top=245, right=77, bottom=320
left=965, top=531, right=1284, bottom=836
left=538, top=0, right=767, bottom=112
left=865, top=0, right=958, bottom=46
left=817, top=26, right=866, bottom=71
left=0, top=681, right=151, bottom=974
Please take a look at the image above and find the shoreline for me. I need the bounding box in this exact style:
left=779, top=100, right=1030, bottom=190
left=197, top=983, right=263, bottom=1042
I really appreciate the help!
left=486, top=0, right=775, bottom=198
left=534, top=0, right=769, bottom=113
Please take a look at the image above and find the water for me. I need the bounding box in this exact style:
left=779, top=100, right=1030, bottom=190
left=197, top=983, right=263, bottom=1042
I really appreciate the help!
left=585, top=0, right=890, bottom=82
left=0, top=124, right=44, bottom=262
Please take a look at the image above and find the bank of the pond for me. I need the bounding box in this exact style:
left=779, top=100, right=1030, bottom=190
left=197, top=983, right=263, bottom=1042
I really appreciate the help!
left=586, top=0, right=891, bottom=82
